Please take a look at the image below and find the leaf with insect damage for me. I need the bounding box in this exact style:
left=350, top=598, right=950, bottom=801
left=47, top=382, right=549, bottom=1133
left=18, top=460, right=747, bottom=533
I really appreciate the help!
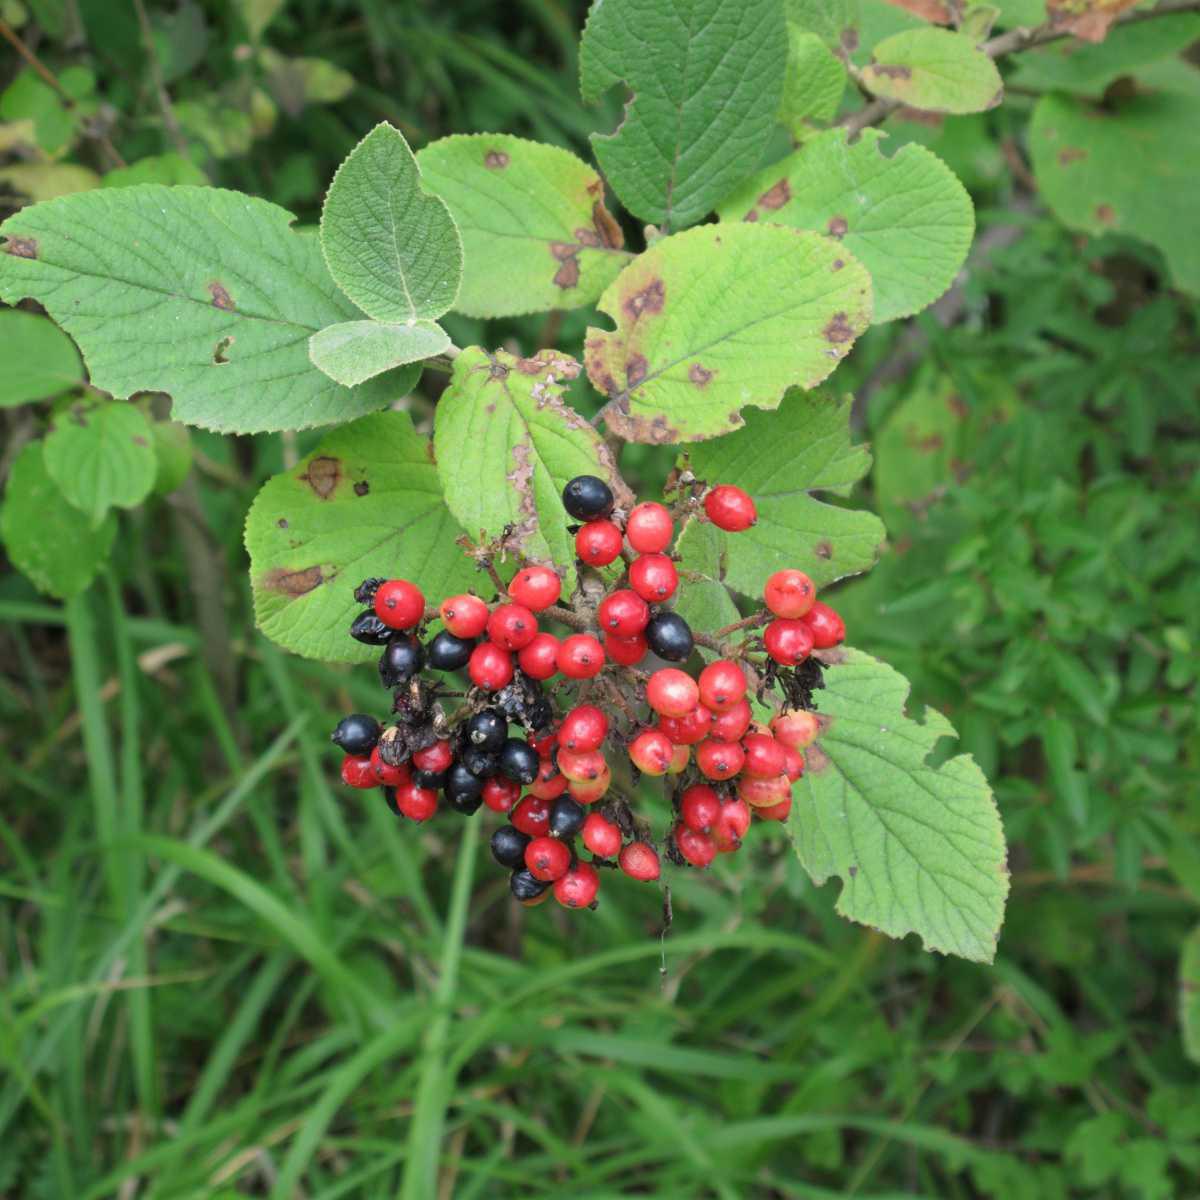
left=244, top=411, right=476, bottom=663
left=585, top=224, right=872, bottom=444
left=308, top=319, right=450, bottom=387
left=416, top=133, right=632, bottom=318
left=0, top=185, right=421, bottom=433
left=861, top=28, right=1003, bottom=113
left=434, top=347, right=627, bottom=592
left=788, top=647, right=1009, bottom=962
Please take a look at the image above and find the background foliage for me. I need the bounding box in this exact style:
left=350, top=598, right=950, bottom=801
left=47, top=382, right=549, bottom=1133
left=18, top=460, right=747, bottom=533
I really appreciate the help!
left=1, top=1, right=1198, bottom=1196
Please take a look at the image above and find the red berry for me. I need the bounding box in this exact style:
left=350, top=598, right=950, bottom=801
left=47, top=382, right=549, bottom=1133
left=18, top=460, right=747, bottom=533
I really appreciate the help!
left=395, top=782, right=438, bottom=821
left=598, top=588, right=650, bottom=637
left=658, top=704, right=713, bottom=746
left=783, top=746, right=805, bottom=782
left=560, top=704, right=608, bottom=752
left=528, top=759, right=567, bottom=800
left=764, top=618, right=814, bottom=667
left=604, top=632, right=647, bottom=666
left=675, top=823, right=716, bottom=869
left=469, top=641, right=514, bottom=690
left=755, top=795, right=792, bottom=822
left=518, top=632, right=560, bottom=680
left=340, top=754, right=376, bottom=789
left=697, top=659, right=747, bottom=713
left=704, top=485, right=757, bottom=532
left=439, top=593, right=489, bottom=639
left=582, top=812, right=622, bottom=858
left=576, top=520, right=623, bottom=566
left=680, top=784, right=721, bottom=833
left=569, top=766, right=611, bottom=804
left=374, top=579, right=425, bottom=629
left=554, top=861, right=600, bottom=908
left=528, top=729, right=558, bottom=757
left=557, top=746, right=607, bottom=782
left=412, top=739, right=452, bottom=773
left=626, top=502, right=674, bottom=554
left=487, top=603, right=538, bottom=651
left=525, top=836, right=571, bottom=882
left=764, top=569, right=816, bottom=619
left=741, top=732, right=786, bottom=779
left=482, top=776, right=521, bottom=813
left=646, top=667, right=700, bottom=719
left=512, top=793, right=551, bottom=837
left=667, top=743, right=690, bottom=774
left=628, top=728, right=675, bottom=775
left=738, top=773, right=790, bottom=808
left=558, top=634, right=606, bottom=679
left=628, top=553, right=678, bottom=603
left=370, top=746, right=410, bottom=787
left=509, top=564, right=561, bottom=612
left=713, top=798, right=751, bottom=848
left=804, top=601, right=846, bottom=649
left=619, top=840, right=661, bottom=882
left=771, top=709, right=820, bottom=749
left=711, top=698, right=752, bottom=742
left=695, top=739, right=745, bottom=781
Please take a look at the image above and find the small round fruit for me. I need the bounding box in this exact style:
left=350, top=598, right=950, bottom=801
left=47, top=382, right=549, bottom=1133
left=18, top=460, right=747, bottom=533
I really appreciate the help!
left=483, top=776, right=521, bottom=813
left=528, top=728, right=557, bottom=757
left=525, top=835, right=571, bottom=881
left=644, top=612, right=694, bottom=663
left=646, top=667, right=700, bottom=719
left=562, top=474, right=615, bottom=520
left=379, top=635, right=425, bottom=687
left=466, top=709, right=508, bottom=752
left=509, top=564, right=561, bottom=612
left=518, top=632, right=560, bottom=680
left=680, top=784, right=721, bottom=833
left=528, top=759, right=567, bottom=800
left=512, top=793, right=552, bottom=837
left=738, top=773, right=790, bottom=808
left=557, top=746, right=606, bottom=783
left=629, top=553, right=678, bottom=603
left=487, top=603, right=538, bottom=651
left=374, top=579, right=425, bottom=629
left=426, top=630, right=475, bottom=672
left=554, top=861, right=600, bottom=908
left=460, top=746, right=498, bottom=778
left=575, top=520, right=624, bottom=567
left=349, top=611, right=392, bottom=645
left=755, top=795, right=793, bottom=822
left=675, top=823, right=717, bottom=869
left=667, top=743, right=690, bottom=774
left=445, top=762, right=485, bottom=804
left=499, top=738, right=540, bottom=784
left=510, top=867, right=550, bottom=903
left=763, top=619, right=814, bottom=667
left=370, top=746, right=410, bottom=787
left=741, top=732, right=787, bottom=780
left=714, top=797, right=752, bottom=848
left=560, top=704, right=608, bottom=753
left=696, top=739, right=745, bottom=781
left=598, top=589, right=650, bottom=638
left=626, top=502, right=674, bottom=554
left=764, top=569, right=816, bottom=619
left=396, top=783, right=438, bottom=821
left=628, top=728, right=675, bottom=776
left=658, top=704, right=713, bottom=746
left=569, top=765, right=611, bottom=804
left=411, top=767, right=447, bottom=791
left=340, top=754, right=376, bottom=789
left=491, top=824, right=530, bottom=868
left=558, top=634, right=606, bottom=680
left=804, top=601, right=846, bottom=649
left=331, top=713, right=380, bottom=756
left=549, top=795, right=587, bottom=839
left=582, top=812, right=622, bottom=858
left=703, top=485, right=757, bottom=532
left=698, top=660, right=747, bottom=714
left=440, top=594, right=489, bottom=639
left=604, top=633, right=647, bottom=666
left=711, top=698, right=752, bottom=742
left=469, top=642, right=514, bottom=691
left=783, top=746, right=805, bottom=782
left=619, top=841, right=661, bottom=882
left=771, top=709, right=820, bottom=749
left=412, top=739, right=453, bottom=774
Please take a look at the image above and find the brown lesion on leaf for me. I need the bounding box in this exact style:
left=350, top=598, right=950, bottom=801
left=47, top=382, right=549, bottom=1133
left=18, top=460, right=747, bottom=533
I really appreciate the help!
left=589, top=200, right=625, bottom=249
left=504, top=437, right=540, bottom=552
left=805, top=744, right=831, bottom=774
left=484, top=150, right=510, bottom=169
left=823, top=312, right=856, bottom=344
left=132, top=434, right=149, bottom=447
left=869, top=62, right=913, bottom=80
left=827, top=216, right=849, bottom=239
left=626, top=353, right=648, bottom=388
left=832, top=259, right=846, bottom=272
left=212, top=335, right=234, bottom=364
left=814, top=540, right=833, bottom=559
left=757, top=180, right=791, bottom=211
left=848, top=864, right=858, bottom=878
left=1057, top=146, right=1087, bottom=166
left=743, top=209, right=760, bottom=223
left=299, top=455, right=342, bottom=500
left=260, top=564, right=325, bottom=596
left=601, top=397, right=680, bottom=445
left=553, top=253, right=581, bottom=290
left=207, top=281, right=235, bottom=311
left=688, top=363, right=713, bottom=387
left=622, top=278, right=665, bottom=321
left=354, top=480, right=370, bottom=496
left=1095, top=203, right=1116, bottom=224
left=276, top=518, right=288, bottom=529
left=840, top=27, right=859, bottom=53
left=5, top=236, right=37, bottom=258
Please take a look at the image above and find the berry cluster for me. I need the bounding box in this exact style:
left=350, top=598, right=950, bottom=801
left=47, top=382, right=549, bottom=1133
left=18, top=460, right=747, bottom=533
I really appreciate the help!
left=331, top=473, right=845, bottom=911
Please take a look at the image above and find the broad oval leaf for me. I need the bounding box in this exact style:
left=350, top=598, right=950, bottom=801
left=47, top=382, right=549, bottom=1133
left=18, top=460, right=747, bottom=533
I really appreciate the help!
left=0, top=185, right=421, bottom=433
left=580, top=0, right=787, bottom=230
left=685, top=389, right=886, bottom=593
left=585, top=224, right=872, bottom=444
left=320, top=123, right=462, bottom=323
left=0, top=308, right=83, bottom=407
left=789, top=647, right=1009, bottom=962
left=309, top=320, right=450, bottom=387
left=779, top=27, right=847, bottom=140
left=718, top=128, right=974, bottom=323
left=416, top=133, right=631, bottom=318
left=245, top=411, right=476, bottom=663
left=861, top=28, right=1003, bottom=114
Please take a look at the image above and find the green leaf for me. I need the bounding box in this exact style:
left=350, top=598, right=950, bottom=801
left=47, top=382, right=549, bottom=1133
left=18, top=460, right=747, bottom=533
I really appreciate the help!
left=579, top=0, right=787, bottom=230
left=789, top=647, right=1009, bottom=961
left=434, top=347, right=625, bottom=589
left=0, top=65, right=94, bottom=155
left=585, top=224, right=872, bottom=444
left=861, top=28, right=1003, bottom=114
left=320, top=123, right=462, bottom=323
left=1182, top=926, right=1200, bottom=1064
left=685, top=389, right=885, bottom=593
left=718, top=128, right=973, bottom=323
left=672, top=520, right=740, bottom=657
left=0, top=440, right=116, bottom=599
left=244, top=410, right=476, bottom=663
left=150, top=420, right=192, bottom=495
left=416, top=133, right=632, bottom=318
left=43, top=401, right=158, bottom=524
left=232, top=0, right=284, bottom=41
left=259, top=48, right=356, bottom=118
left=1029, top=91, right=1200, bottom=295
left=0, top=185, right=421, bottom=433
left=785, top=0, right=860, bottom=51
left=0, top=162, right=100, bottom=202
left=0, top=308, right=83, bottom=406
left=101, top=153, right=207, bottom=188
left=779, top=27, right=847, bottom=140
left=308, top=320, right=450, bottom=387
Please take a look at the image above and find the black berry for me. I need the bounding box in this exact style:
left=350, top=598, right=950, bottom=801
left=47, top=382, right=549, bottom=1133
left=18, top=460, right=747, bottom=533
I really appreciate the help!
left=510, top=867, right=550, bottom=901
left=447, top=789, right=483, bottom=815
left=349, top=610, right=392, bottom=645
left=379, top=635, right=426, bottom=687
left=466, top=709, right=507, bottom=752
left=460, top=746, right=499, bottom=778
left=491, top=824, right=530, bottom=868
left=549, top=796, right=586, bottom=839
left=331, top=713, right=381, bottom=756
left=426, top=630, right=475, bottom=671
left=645, top=611, right=694, bottom=662
left=411, top=768, right=447, bottom=791
left=498, top=738, right=539, bottom=784
left=562, top=474, right=615, bottom=520
left=382, top=787, right=400, bottom=816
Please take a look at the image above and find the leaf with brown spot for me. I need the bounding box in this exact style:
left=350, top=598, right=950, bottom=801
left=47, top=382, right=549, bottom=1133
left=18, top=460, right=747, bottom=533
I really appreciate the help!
left=1046, top=0, right=1140, bottom=42
left=586, top=223, right=872, bottom=443
left=299, top=455, right=342, bottom=500
left=861, top=28, right=1003, bottom=114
